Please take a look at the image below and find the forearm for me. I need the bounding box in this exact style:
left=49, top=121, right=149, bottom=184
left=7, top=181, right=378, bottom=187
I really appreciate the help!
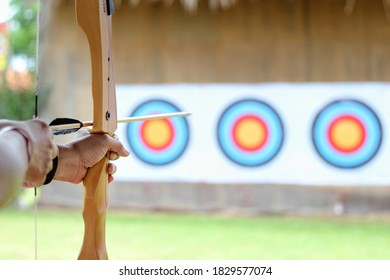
left=0, top=129, right=29, bottom=207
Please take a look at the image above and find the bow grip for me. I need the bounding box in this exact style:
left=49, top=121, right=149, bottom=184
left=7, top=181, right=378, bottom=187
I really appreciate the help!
left=78, top=157, right=109, bottom=260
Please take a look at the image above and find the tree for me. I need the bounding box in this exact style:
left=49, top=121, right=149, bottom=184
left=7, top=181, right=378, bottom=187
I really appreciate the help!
left=0, top=0, right=37, bottom=120
left=9, top=0, right=37, bottom=69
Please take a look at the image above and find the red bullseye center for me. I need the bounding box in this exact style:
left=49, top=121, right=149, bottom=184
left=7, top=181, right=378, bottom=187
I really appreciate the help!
left=232, top=115, right=268, bottom=151
left=141, top=119, right=174, bottom=151
left=327, top=115, right=366, bottom=153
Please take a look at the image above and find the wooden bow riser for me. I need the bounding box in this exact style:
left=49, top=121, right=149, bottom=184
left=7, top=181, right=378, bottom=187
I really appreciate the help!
left=76, top=0, right=117, bottom=260
left=76, top=0, right=117, bottom=134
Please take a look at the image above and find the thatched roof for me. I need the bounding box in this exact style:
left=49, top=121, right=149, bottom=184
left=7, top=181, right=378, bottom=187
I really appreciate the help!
left=121, top=0, right=390, bottom=15
left=50, top=0, right=390, bottom=16
left=50, top=0, right=238, bottom=12
left=126, top=0, right=238, bottom=11
left=345, top=0, right=390, bottom=18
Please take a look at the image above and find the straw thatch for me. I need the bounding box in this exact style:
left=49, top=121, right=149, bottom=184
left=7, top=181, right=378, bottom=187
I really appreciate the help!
left=126, top=0, right=238, bottom=11
left=47, top=0, right=390, bottom=17
left=48, top=0, right=238, bottom=12
left=124, top=0, right=390, bottom=16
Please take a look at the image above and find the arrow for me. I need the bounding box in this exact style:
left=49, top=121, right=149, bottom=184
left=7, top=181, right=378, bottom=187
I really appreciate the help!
left=50, top=111, right=192, bottom=135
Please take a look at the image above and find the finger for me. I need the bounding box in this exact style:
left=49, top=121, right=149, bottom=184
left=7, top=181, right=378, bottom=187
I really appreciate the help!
left=43, top=155, right=54, bottom=176
left=107, top=151, right=119, bottom=161
left=24, top=174, right=46, bottom=188
left=22, top=182, right=34, bottom=188
left=108, top=174, right=114, bottom=184
left=107, top=163, right=116, bottom=184
left=106, top=136, right=130, bottom=157
left=106, top=163, right=117, bottom=175
left=52, top=145, right=59, bottom=159
left=111, top=134, right=119, bottom=141
left=37, top=177, right=47, bottom=188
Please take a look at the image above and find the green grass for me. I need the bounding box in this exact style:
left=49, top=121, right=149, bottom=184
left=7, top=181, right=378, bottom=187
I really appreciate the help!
left=0, top=208, right=389, bottom=260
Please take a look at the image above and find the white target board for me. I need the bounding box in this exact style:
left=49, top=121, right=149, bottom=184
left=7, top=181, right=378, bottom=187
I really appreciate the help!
left=115, top=83, right=390, bottom=186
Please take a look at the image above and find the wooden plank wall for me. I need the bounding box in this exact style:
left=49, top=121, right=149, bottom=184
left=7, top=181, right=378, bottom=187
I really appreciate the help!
left=40, top=0, right=390, bottom=213
left=41, top=0, right=390, bottom=120
left=112, top=0, right=390, bottom=83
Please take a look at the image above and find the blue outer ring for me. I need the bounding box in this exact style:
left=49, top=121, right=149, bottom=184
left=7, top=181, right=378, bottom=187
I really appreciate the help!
left=217, top=99, right=284, bottom=167
left=126, top=100, right=190, bottom=166
left=312, top=99, right=382, bottom=169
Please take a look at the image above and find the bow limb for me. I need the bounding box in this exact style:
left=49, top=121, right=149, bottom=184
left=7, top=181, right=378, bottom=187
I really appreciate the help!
left=75, top=0, right=117, bottom=260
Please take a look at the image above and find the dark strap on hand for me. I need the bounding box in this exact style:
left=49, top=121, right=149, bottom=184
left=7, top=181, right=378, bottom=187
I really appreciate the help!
left=43, top=156, right=58, bottom=185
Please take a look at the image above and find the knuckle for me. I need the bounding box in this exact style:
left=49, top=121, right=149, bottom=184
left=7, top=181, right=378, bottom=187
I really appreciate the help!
left=33, top=119, right=49, bottom=129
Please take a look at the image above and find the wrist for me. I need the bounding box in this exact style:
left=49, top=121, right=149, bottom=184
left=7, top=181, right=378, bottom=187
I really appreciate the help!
left=0, top=124, right=33, bottom=162
left=54, top=144, right=82, bottom=183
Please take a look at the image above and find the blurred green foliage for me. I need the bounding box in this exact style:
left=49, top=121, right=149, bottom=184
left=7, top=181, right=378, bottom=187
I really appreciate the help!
left=0, top=84, right=35, bottom=120
left=0, top=0, right=37, bottom=120
left=9, top=0, right=37, bottom=68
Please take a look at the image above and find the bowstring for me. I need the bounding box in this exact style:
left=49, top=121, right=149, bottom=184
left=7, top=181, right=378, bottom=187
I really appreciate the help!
left=33, top=0, right=41, bottom=261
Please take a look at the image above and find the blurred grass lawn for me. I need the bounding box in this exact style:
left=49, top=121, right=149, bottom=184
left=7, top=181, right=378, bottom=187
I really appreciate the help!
left=0, top=208, right=389, bottom=260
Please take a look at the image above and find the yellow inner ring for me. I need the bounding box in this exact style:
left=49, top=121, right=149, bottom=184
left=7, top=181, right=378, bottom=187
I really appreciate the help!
left=329, top=118, right=364, bottom=152
left=235, top=118, right=267, bottom=150
left=143, top=119, right=172, bottom=149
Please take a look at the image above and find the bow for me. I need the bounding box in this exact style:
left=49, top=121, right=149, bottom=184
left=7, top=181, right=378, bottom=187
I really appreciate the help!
left=75, top=0, right=116, bottom=260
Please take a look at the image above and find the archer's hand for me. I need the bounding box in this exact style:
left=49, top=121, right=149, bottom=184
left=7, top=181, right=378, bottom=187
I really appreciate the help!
left=0, top=119, right=57, bottom=205
left=55, top=130, right=130, bottom=184
left=3, top=119, right=58, bottom=188
left=23, top=120, right=58, bottom=187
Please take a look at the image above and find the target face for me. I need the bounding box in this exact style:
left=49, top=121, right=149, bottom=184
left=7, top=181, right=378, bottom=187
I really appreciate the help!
left=126, top=100, right=190, bottom=165
left=217, top=99, right=284, bottom=167
left=312, top=99, right=382, bottom=168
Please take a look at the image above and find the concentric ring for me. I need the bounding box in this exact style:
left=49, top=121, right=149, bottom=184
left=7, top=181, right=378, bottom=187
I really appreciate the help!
left=312, top=99, right=382, bottom=168
left=217, top=99, right=284, bottom=167
left=126, top=99, right=190, bottom=165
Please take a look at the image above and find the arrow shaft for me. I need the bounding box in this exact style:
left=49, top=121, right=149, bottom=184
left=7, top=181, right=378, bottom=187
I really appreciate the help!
left=50, top=111, right=192, bottom=133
